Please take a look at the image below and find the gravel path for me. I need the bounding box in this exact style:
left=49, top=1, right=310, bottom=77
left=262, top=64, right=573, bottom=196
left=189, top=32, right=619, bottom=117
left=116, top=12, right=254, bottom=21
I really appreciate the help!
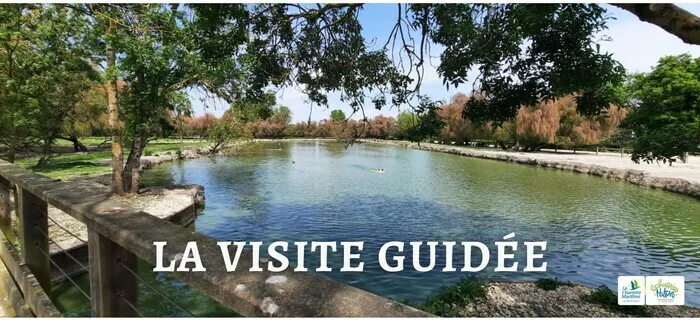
left=7, top=181, right=203, bottom=255
left=470, top=147, right=700, bottom=184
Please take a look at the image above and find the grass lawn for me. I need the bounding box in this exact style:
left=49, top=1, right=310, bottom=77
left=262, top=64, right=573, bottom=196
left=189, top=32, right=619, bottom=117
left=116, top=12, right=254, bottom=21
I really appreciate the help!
left=16, top=138, right=211, bottom=180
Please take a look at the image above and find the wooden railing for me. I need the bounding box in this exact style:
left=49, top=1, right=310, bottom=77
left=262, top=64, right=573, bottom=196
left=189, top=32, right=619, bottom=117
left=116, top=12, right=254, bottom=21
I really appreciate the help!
left=0, top=159, right=430, bottom=317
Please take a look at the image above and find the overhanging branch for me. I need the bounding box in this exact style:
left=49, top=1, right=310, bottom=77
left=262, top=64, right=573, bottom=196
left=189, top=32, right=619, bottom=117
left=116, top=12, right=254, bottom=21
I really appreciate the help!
left=612, top=3, right=700, bottom=45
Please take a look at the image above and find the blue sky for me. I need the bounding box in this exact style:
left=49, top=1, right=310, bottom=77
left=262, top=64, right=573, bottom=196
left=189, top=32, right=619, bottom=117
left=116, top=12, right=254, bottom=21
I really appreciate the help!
left=189, top=4, right=700, bottom=123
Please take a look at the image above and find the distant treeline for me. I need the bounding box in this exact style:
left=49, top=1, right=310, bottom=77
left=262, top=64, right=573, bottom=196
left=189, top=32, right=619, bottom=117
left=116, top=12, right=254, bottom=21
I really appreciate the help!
left=173, top=93, right=630, bottom=152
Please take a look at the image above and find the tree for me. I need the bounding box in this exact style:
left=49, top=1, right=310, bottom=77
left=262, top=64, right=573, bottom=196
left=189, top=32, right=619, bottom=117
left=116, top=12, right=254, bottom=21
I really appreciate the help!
left=60, top=84, right=111, bottom=150
left=493, top=121, right=516, bottom=150
left=330, top=109, right=346, bottom=122
left=515, top=100, right=561, bottom=151
left=187, top=114, right=217, bottom=138
left=35, top=60, right=98, bottom=165
left=168, top=91, right=193, bottom=143
left=229, top=91, right=277, bottom=122
left=71, top=4, right=278, bottom=194
left=70, top=4, right=128, bottom=194
left=366, top=115, right=397, bottom=139
left=398, top=97, right=444, bottom=145
left=422, top=4, right=626, bottom=123
left=209, top=113, right=248, bottom=154
left=437, top=93, right=473, bottom=144
left=272, top=106, right=293, bottom=125
left=0, top=5, right=95, bottom=163
left=624, top=54, right=700, bottom=165
left=0, top=4, right=43, bottom=163
left=396, top=111, right=419, bottom=139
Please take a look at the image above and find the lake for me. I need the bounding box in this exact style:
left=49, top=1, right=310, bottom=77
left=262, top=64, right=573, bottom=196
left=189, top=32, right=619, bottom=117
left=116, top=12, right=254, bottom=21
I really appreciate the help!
left=53, top=141, right=700, bottom=315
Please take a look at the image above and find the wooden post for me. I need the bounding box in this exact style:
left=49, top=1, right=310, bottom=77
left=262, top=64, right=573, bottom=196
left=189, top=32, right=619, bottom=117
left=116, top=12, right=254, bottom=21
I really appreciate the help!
left=88, top=228, right=139, bottom=317
left=16, top=187, right=50, bottom=293
left=0, top=177, right=11, bottom=238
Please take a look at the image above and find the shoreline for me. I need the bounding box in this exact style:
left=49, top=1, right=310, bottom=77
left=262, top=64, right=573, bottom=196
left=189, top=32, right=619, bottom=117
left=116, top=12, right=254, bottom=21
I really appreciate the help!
left=451, top=280, right=699, bottom=317
left=357, top=139, right=700, bottom=200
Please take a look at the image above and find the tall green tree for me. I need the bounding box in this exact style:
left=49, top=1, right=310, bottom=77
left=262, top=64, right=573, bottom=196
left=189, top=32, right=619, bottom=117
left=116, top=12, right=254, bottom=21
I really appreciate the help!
left=0, top=4, right=44, bottom=163
left=229, top=91, right=277, bottom=123
left=0, top=4, right=94, bottom=163
left=169, top=91, right=193, bottom=143
left=396, top=111, right=419, bottom=138
left=624, top=54, right=700, bottom=165
left=330, top=109, right=346, bottom=122
left=273, top=106, right=293, bottom=125
left=72, top=4, right=266, bottom=193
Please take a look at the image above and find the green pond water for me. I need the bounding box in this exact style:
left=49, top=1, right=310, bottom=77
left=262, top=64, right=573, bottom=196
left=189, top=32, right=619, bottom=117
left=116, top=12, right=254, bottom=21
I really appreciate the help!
left=53, top=141, right=700, bottom=315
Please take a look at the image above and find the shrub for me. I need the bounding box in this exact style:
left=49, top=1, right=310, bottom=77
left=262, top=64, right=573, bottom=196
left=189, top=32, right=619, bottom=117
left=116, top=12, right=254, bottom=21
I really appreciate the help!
left=584, top=285, right=651, bottom=317
left=535, top=278, right=572, bottom=291
left=418, top=276, right=486, bottom=316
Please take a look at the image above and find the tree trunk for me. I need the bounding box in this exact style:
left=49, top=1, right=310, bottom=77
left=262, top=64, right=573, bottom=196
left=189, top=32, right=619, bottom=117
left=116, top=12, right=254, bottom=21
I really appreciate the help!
left=37, top=136, right=52, bottom=168
left=70, top=136, right=88, bottom=152
left=106, top=45, right=125, bottom=195
left=123, top=129, right=148, bottom=194
left=58, top=136, right=88, bottom=152
left=7, top=138, right=16, bottom=163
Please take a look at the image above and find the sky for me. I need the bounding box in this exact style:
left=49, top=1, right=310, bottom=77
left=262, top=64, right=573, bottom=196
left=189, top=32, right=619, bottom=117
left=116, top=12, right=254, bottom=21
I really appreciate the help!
left=189, top=3, right=700, bottom=123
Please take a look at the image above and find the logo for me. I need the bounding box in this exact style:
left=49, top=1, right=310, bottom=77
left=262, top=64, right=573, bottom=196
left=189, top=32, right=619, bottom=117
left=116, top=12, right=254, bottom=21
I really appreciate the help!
left=629, top=279, right=640, bottom=290
left=646, top=276, right=684, bottom=305
left=618, top=276, right=645, bottom=305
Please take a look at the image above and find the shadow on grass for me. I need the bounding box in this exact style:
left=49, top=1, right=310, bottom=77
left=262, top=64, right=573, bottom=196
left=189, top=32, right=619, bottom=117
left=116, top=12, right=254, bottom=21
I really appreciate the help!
left=33, top=161, right=103, bottom=173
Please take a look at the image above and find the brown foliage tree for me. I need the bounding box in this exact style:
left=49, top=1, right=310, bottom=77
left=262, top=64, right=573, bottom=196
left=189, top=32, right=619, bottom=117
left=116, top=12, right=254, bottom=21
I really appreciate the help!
left=437, top=93, right=473, bottom=144
left=365, top=115, right=398, bottom=139
left=515, top=98, right=562, bottom=150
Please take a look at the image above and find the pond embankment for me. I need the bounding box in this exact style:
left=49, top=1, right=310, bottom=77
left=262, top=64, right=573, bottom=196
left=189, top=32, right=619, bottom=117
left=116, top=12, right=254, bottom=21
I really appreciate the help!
left=362, top=139, right=700, bottom=200
left=457, top=281, right=699, bottom=317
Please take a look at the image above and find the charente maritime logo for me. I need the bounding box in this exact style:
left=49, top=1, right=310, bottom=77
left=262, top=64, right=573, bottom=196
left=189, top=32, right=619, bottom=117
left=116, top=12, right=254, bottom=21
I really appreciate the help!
left=618, top=276, right=685, bottom=306
left=618, top=276, right=645, bottom=305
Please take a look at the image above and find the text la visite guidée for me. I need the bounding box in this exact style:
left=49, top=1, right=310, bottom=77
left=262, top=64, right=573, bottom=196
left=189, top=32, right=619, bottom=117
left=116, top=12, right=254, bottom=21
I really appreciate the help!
left=152, top=232, right=547, bottom=273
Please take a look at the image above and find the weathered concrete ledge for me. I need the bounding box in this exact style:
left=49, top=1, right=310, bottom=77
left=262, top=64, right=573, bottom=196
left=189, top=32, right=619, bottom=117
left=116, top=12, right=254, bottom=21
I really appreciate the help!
left=362, top=139, right=700, bottom=200
left=46, top=184, right=205, bottom=284
left=3, top=178, right=205, bottom=285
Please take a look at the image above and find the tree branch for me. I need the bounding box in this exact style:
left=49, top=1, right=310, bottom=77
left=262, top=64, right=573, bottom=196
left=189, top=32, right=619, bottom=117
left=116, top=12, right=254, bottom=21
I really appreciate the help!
left=612, top=3, right=700, bottom=45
